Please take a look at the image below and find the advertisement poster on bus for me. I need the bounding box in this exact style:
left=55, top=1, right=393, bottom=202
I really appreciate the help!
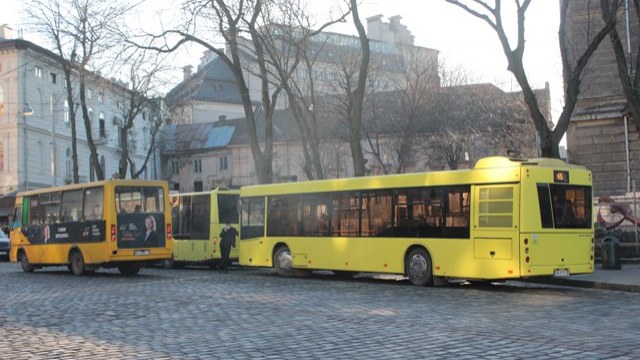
left=23, top=221, right=106, bottom=244
left=116, top=213, right=166, bottom=248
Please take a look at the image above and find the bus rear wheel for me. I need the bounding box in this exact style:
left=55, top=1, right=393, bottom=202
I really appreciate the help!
left=405, top=248, right=433, bottom=286
left=118, top=263, right=141, bottom=276
left=20, top=251, right=35, bottom=273
left=69, top=250, right=87, bottom=276
left=273, top=246, right=294, bottom=277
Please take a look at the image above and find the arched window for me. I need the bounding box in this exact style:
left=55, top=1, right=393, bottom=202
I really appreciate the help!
left=0, top=141, right=4, bottom=171
left=100, top=155, right=105, bottom=178
left=65, top=148, right=72, bottom=181
left=38, top=141, right=44, bottom=174
left=99, top=112, right=106, bottom=138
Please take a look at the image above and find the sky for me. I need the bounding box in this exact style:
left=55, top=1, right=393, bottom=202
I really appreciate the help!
left=1, top=0, right=561, bottom=117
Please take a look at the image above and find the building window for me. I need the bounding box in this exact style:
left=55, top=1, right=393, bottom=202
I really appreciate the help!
left=116, top=101, right=122, bottom=110
left=172, top=160, right=179, bottom=174
left=0, top=142, right=4, bottom=171
left=65, top=148, right=72, bottom=181
left=64, top=99, right=69, bottom=126
left=34, top=66, right=43, bottom=78
left=219, top=156, right=228, bottom=171
left=87, top=88, right=93, bottom=99
left=194, top=159, right=202, bottom=173
left=0, top=86, right=4, bottom=117
left=98, top=91, right=103, bottom=103
left=194, top=180, right=203, bottom=192
left=173, top=183, right=180, bottom=191
left=99, top=112, right=106, bottom=138
left=50, top=73, right=57, bottom=84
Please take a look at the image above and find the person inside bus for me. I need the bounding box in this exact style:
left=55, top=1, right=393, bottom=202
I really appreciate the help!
left=217, top=222, right=238, bottom=273
left=142, top=215, right=158, bottom=247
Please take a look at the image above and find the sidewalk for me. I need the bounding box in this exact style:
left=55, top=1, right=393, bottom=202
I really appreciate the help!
left=530, top=263, right=640, bottom=293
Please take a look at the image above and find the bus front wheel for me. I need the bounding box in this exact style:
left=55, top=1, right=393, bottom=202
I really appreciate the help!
left=405, top=248, right=433, bottom=286
left=273, top=246, right=294, bottom=277
left=20, top=251, right=35, bottom=273
left=69, top=250, right=87, bottom=276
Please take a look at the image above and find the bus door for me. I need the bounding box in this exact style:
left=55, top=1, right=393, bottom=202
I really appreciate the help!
left=472, top=184, right=520, bottom=279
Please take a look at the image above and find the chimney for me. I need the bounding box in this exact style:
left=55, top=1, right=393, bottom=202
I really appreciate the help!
left=0, top=24, right=13, bottom=40
left=183, top=65, right=193, bottom=80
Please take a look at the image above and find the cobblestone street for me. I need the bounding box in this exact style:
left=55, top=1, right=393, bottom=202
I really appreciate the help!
left=0, top=262, right=639, bottom=359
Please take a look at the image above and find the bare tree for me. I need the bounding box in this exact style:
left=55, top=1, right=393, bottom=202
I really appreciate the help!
left=25, top=0, right=126, bottom=182
left=446, top=0, right=618, bottom=158
left=347, top=0, right=370, bottom=176
left=128, top=0, right=285, bottom=184
left=248, top=0, right=350, bottom=180
left=364, top=47, right=440, bottom=174
left=108, top=48, right=169, bottom=179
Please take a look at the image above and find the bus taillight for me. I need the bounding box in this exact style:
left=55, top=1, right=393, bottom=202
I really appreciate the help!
left=111, top=224, right=116, bottom=242
left=167, top=224, right=172, bottom=240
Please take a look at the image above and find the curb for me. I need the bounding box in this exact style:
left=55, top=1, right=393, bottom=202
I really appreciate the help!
left=528, top=277, right=640, bottom=293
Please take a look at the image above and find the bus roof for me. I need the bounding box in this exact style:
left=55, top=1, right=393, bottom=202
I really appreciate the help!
left=240, top=156, right=590, bottom=197
left=16, top=179, right=169, bottom=198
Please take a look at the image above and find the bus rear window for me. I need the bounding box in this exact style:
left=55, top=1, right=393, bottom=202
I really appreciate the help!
left=116, top=187, right=164, bottom=214
left=548, top=184, right=592, bottom=229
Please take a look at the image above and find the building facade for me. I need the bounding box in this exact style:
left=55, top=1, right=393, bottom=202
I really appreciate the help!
left=566, top=1, right=640, bottom=196
left=0, top=26, right=159, bottom=220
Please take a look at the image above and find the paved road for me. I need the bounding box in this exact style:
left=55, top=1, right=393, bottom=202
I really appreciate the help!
left=0, top=261, right=639, bottom=359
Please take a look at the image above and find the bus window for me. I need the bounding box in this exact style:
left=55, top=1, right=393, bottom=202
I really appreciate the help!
left=12, top=203, right=22, bottom=228
left=267, top=195, right=301, bottom=237
left=331, top=192, right=359, bottom=237
left=241, top=197, right=264, bottom=239
left=218, top=194, right=239, bottom=224
left=61, top=190, right=83, bottom=222
left=191, top=194, right=210, bottom=240
left=361, top=190, right=392, bottom=237
left=550, top=184, right=591, bottom=228
left=445, top=186, right=470, bottom=238
left=301, top=193, right=330, bottom=236
left=83, top=187, right=104, bottom=220
left=116, top=187, right=164, bottom=214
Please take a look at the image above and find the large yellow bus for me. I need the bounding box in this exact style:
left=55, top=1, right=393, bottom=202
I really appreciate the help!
left=9, top=180, right=172, bottom=275
left=167, top=188, right=240, bottom=268
left=239, top=156, right=594, bottom=286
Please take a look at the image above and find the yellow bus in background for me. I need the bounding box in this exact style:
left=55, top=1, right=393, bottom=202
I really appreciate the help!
left=9, top=180, right=172, bottom=275
left=239, top=156, right=594, bottom=286
left=167, top=188, right=240, bottom=268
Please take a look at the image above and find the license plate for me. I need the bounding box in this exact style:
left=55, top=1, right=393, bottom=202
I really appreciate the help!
left=553, top=269, right=570, bottom=277
left=134, top=250, right=150, bottom=256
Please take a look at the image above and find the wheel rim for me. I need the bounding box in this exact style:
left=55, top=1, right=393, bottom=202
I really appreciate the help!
left=409, top=254, right=428, bottom=280
left=276, top=249, right=292, bottom=271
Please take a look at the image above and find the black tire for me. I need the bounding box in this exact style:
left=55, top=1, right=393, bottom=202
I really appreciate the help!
left=69, top=251, right=86, bottom=276
left=273, top=246, right=294, bottom=277
left=118, top=263, right=141, bottom=276
left=20, top=251, right=35, bottom=273
left=162, top=257, right=174, bottom=269
left=405, top=248, right=433, bottom=286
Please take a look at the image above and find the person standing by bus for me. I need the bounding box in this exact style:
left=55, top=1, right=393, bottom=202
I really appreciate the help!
left=217, top=222, right=238, bottom=273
